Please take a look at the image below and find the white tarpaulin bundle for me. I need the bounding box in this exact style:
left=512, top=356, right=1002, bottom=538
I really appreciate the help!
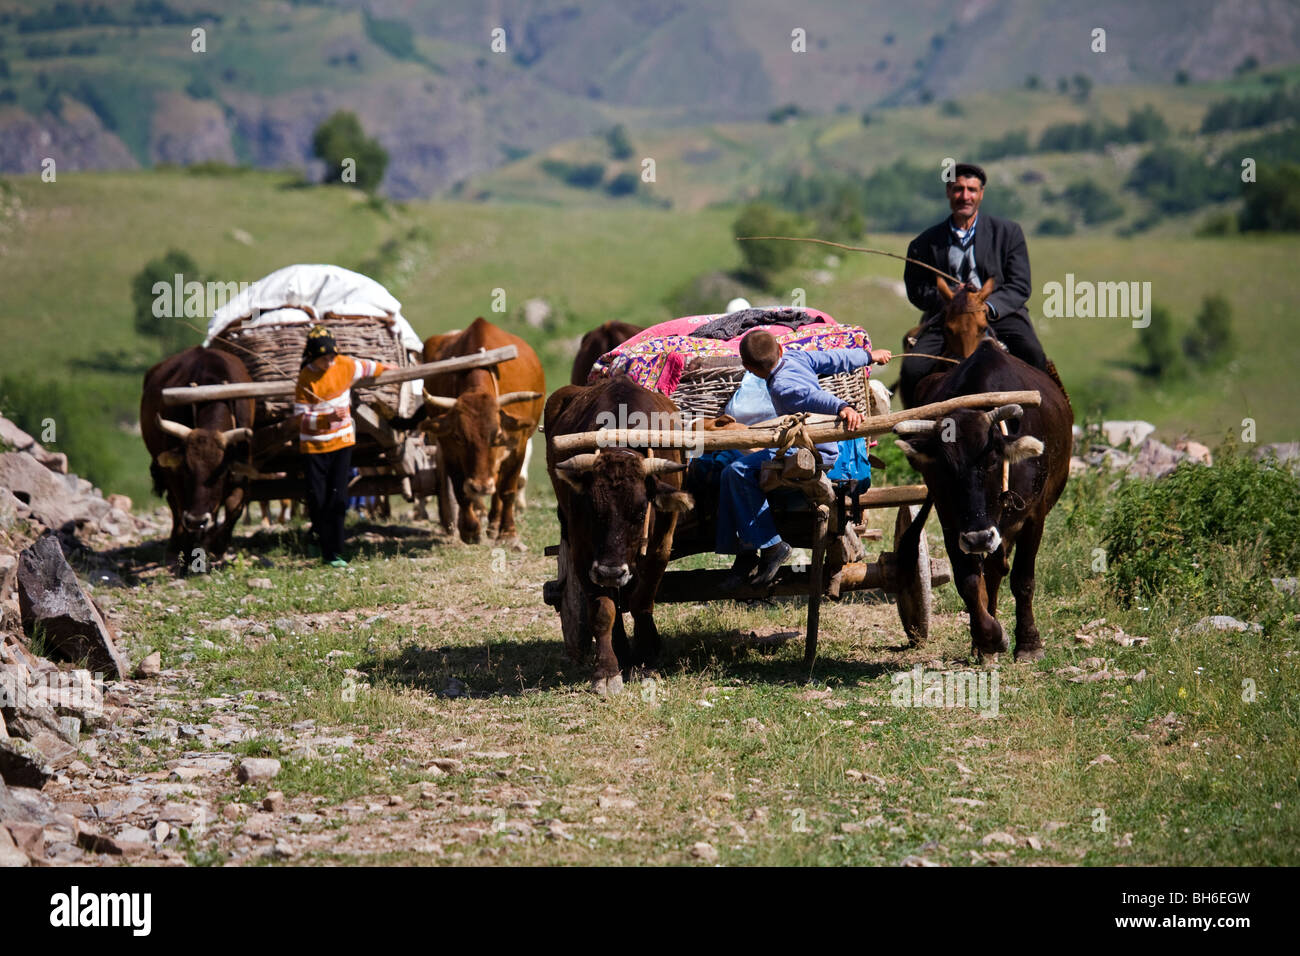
left=204, top=263, right=423, bottom=353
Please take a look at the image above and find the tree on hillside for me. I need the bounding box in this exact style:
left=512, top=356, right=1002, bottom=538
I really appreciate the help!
left=733, top=203, right=804, bottom=287
left=1239, top=163, right=1300, bottom=232
left=605, top=124, right=633, bottom=160
left=1138, top=303, right=1186, bottom=380
left=131, top=248, right=202, bottom=358
left=312, top=111, right=388, bottom=194
left=1183, top=294, right=1235, bottom=366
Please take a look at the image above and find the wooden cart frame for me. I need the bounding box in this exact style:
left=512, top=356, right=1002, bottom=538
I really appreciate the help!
left=543, top=388, right=1042, bottom=669
left=159, top=346, right=520, bottom=506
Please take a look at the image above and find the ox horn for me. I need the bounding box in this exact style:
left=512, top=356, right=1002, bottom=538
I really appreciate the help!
left=221, top=427, right=253, bottom=444
left=642, top=458, right=687, bottom=477
left=498, top=391, right=543, bottom=406
left=156, top=415, right=193, bottom=440
left=422, top=388, right=458, bottom=409
left=557, top=453, right=601, bottom=474
left=988, top=404, right=1024, bottom=424
left=893, top=419, right=938, bottom=436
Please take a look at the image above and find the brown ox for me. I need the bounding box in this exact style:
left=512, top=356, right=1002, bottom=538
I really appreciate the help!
left=546, top=376, right=694, bottom=695
left=570, top=321, right=644, bottom=385
left=140, top=347, right=255, bottom=572
left=894, top=279, right=1073, bottom=660
left=420, top=317, right=544, bottom=548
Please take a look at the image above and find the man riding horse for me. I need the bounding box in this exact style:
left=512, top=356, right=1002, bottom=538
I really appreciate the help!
left=898, top=162, right=1052, bottom=407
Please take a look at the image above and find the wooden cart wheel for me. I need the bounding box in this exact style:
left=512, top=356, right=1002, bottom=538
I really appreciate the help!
left=894, top=503, right=932, bottom=645
left=557, top=538, right=592, bottom=661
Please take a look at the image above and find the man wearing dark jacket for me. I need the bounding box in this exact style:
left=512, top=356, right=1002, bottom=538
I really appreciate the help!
left=898, top=162, right=1048, bottom=403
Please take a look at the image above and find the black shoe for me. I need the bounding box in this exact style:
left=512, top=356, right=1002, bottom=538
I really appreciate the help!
left=751, top=541, right=792, bottom=588
left=720, top=551, right=760, bottom=592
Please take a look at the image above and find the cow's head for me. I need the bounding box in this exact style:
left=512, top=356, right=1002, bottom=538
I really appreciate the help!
left=936, top=276, right=996, bottom=359
left=555, top=450, right=693, bottom=587
left=422, top=387, right=540, bottom=500
left=893, top=404, right=1043, bottom=556
left=154, top=416, right=252, bottom=535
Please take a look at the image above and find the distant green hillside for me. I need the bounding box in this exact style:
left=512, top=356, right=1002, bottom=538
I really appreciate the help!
left=0, top=165, right=1296, bottom=504
left=1, top=0, right=1297, bottom=197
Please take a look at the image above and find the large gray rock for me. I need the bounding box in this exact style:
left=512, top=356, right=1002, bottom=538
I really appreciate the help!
left=0, top=669, right=76, bottom=745
left=0, top=737, right=53, bottom=788
left=0, top=453, right=85, bottom=531
left=1126, top=438, right=1193, bottom=480
left=0, top=415, right=68, bottom=474
left=1099, top=420, right=1156, bottom=448
left=16, top=534, right=129, bottom=679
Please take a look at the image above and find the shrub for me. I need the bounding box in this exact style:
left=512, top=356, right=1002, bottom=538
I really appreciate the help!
left=605, top=124, right=633, bottom=160
left=1137, top=303, right=1185, bottom=379
left=131, top=248, right=202, bottom=357
left=311, top=111, right=388, bottom=193
left=605, top=170, right=639, bottom=197
left=1063, top=178, right=1124, bottom=225
left=1104, top=449, right=1300, bottom=616
left=1182, top=293, right=1235, bottom=366
left=1239, top=162, right=1300, bottom=232
left=1036, top=217, right=1075, bottom=236
left=733, top=203, right=804, bottom=286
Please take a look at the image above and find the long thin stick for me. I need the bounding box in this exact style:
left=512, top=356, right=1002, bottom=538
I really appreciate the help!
left=162, top=345, right=518, bottom=405
left=550, top=389, right=1042, bottom=455
left=737, top=235, right=962, bottom=284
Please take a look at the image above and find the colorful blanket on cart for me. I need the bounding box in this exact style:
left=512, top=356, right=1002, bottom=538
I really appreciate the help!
left=588, top=308, right=873, bottom=395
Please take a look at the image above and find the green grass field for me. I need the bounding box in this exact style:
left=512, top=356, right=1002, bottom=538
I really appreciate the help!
left=0, top=164, right=1296, bottom=504
left=75, top=464, right=1297, bottom=867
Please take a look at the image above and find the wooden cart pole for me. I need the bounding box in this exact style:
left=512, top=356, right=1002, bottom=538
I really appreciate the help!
left=550, top=389, right=1043, bottom=455
left=161, top=345, right=520, bottom=406
left=804, top=503, right=831, bottom=672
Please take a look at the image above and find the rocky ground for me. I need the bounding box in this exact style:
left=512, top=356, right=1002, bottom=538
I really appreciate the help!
left=2, top=411, right=1297, bottom=867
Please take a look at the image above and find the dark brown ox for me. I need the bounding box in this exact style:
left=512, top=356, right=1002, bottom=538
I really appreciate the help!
left=545, top=376, right=694, bottom=695
left=420, top=317, right=544, bottom=548
left=140, top=347, right=256, bottom=572
left=894, top=279, right=1073, bottom=661
left=570, top=321, right=644, bottom=385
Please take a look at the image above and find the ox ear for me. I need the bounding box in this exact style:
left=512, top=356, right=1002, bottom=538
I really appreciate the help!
left=649, top=478, right=694, bottom=513
left=1004, top=435, right=1044, bottom=464
left=499, top=410, right=533, bottom=434
left=936, top=277, right=954, bottom=302
left=422, top=408, right=455, bottom=438
left=894, top=439, right=935, bottom=468
left=974, top=277, right=997, bottom=303
left=156, top=448, right=184, bottom=470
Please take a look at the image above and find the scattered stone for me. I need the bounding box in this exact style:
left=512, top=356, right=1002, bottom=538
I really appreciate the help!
left=0, top=737, right=54, bottom=787
left=236, top=758, right=281, bottom=785
left=948, top=797, right=985, bottom=807
left=429, top=757, right=463, bottom=774
left=979, top=831, right=1017, bottom=847
left=1098, top=420, right=1156, bottom=448
left=1272, top=577, right=1298, bottom=596
left=1088, top=754, right=1116, bottom=767
left=136, top=652, right=162, bottom=678
left=1193, top=615, right=1263, bottom=634
left=1126, top=438, right=1193, bottom=481
left=0, top=825, right=29, bottom=867
left=690, top=841, right=718, bottom=863
left=899, top=855, right=940, bottom=867
left=262, top=791, right=284, bottom=812
left=16, top=533, right=129, bottom=678
left=1173, top=440, right=1212, bottom=466
left=246, top=577, right=273, bottom=590
left=223, top=803, right=247, bottom=821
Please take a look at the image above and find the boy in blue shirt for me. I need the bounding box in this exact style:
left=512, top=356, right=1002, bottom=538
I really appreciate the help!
left=718, top=330, right=892, bottom=590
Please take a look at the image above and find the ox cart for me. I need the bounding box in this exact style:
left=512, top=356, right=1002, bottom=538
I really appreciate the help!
left=542, top=315, right=1041, bottom=668
left=157, top=265, right=513, bottom=513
